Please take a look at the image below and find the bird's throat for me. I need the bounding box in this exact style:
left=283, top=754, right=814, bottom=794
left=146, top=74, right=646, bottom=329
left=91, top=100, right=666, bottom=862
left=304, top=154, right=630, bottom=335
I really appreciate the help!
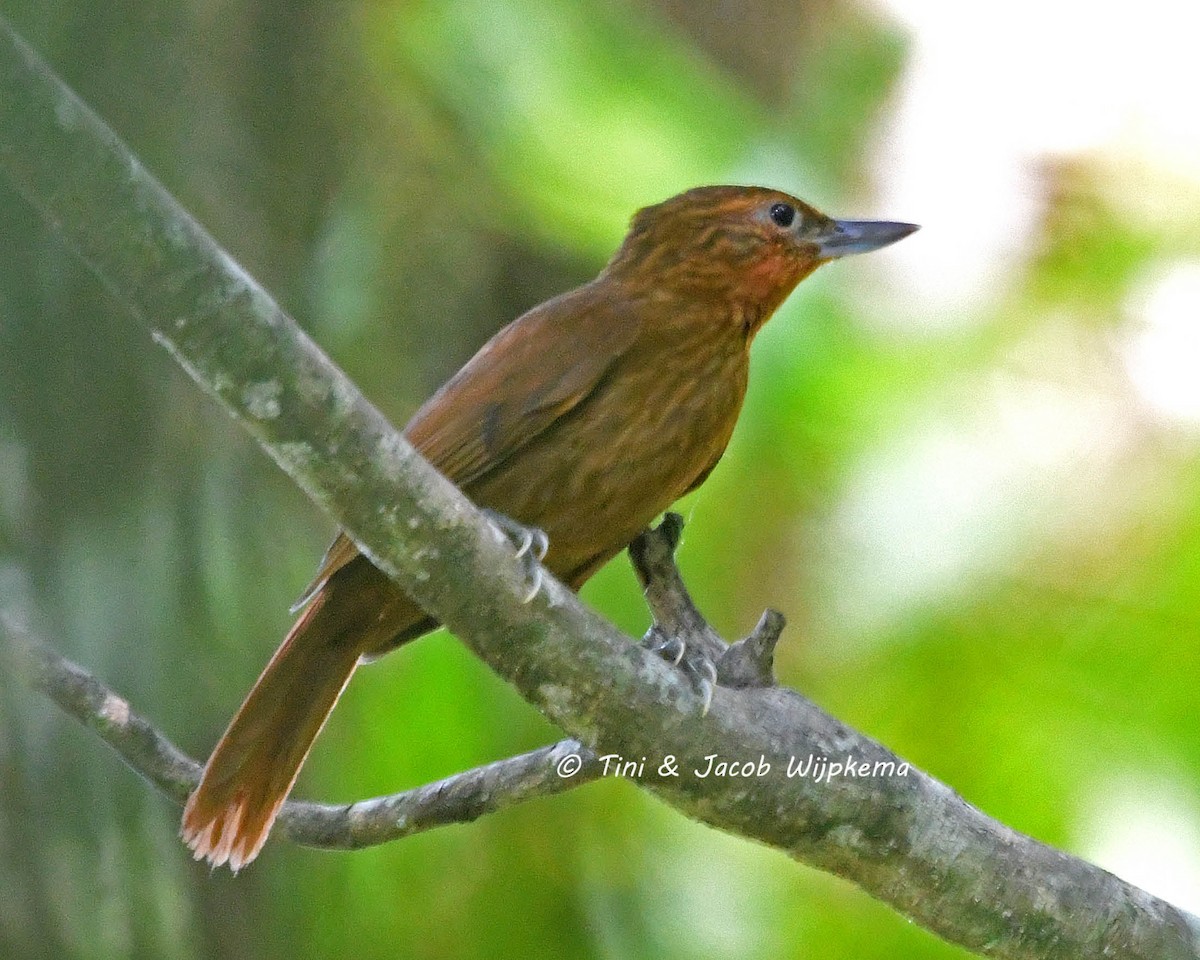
left=736, top=254, right=817, bottom=340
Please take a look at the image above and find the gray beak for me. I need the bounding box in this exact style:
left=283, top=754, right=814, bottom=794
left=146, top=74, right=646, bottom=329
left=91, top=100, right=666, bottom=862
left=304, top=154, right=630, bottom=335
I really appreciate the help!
left=815, top=219, right=919, bottom=259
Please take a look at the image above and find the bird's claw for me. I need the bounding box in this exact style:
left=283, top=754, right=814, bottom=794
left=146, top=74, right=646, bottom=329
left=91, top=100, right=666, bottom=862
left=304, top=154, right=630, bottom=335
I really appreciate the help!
left=483, top=509, right=549, bottom=603
left=643, top=628, right=717, bottom=715
left=521, top=569, right=543, bottom=605
left=513, top=525, right=550, bottom=564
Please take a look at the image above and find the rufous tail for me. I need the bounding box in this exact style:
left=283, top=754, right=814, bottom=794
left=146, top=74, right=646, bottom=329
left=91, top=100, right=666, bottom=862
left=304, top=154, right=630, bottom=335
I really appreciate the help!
left=181, top=589, right=364, bottom=872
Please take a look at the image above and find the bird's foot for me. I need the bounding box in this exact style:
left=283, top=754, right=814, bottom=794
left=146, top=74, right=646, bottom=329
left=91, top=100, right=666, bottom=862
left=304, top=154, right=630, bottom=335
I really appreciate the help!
left=642, top=626, right=718, bottom=715
left=482, top=509, right=549, bottom=603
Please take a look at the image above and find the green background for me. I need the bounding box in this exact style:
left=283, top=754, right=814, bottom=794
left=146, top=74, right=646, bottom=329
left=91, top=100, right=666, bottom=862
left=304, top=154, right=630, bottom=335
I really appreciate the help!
left=2, top=1, right=1199, bottom=958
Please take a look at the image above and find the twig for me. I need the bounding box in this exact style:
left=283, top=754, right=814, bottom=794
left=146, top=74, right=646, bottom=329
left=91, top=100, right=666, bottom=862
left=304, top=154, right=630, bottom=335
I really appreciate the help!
left=0, top=611, right=602, bottom=850
left=281, top=739, right=600, bottom=850
left=630, top=514, right=783, bottom=688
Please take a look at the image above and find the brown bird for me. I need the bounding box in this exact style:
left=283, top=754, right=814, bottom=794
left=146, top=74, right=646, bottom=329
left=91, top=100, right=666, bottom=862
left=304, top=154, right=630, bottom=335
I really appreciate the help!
left=181, top=185, right=916, bottom=870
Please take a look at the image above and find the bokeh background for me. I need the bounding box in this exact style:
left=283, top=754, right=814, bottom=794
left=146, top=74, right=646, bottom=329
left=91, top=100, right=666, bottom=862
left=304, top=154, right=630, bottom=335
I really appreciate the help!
left=2, top=0, right=1200, bottom=957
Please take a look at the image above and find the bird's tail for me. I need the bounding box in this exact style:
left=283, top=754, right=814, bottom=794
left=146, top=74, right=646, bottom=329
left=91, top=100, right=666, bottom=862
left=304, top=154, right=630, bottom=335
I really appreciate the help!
left=181, top=589, right=364, bottom=872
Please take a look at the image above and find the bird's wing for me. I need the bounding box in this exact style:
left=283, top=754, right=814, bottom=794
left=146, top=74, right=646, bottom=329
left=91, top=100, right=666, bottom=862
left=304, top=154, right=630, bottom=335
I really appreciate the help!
left=294, top=285, right=640, bottom=608
left=290, top=531, right=363, bottom=612
left=405, top=286, right=641, bottom=488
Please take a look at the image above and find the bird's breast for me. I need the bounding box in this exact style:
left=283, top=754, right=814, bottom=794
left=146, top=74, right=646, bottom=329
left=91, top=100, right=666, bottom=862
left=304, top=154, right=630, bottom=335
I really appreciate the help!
left=466, top=328, right=749, bottom=575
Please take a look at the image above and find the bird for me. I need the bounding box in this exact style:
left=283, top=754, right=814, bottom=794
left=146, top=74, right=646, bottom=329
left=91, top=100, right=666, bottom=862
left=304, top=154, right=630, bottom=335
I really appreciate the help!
left=181, top=185, right=917, bottom=871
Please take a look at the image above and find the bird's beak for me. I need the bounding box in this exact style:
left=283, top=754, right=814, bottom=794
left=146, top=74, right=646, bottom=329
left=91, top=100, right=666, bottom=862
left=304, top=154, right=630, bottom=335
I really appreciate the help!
left=814, top=219, right=919, bottom=259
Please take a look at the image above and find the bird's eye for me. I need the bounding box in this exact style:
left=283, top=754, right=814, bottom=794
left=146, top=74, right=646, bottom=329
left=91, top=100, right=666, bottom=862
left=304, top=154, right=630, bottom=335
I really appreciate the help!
left=769, top=202, right=796, bottom=228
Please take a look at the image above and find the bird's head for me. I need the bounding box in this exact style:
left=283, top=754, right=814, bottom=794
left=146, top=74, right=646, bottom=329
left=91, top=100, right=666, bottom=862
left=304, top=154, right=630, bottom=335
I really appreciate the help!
left=603, top=185, right=917, bottom=335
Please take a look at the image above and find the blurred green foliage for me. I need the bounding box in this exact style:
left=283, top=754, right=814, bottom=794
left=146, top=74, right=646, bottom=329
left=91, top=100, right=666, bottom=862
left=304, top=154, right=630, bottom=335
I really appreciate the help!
left=2, top=1, right=1199, bottom=959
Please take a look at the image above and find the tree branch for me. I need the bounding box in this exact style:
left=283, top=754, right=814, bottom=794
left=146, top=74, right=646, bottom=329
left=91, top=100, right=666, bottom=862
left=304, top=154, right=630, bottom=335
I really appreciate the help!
left=2, top=16, right=1199, bottom=959
left=0, top=611, right=603, bottom=849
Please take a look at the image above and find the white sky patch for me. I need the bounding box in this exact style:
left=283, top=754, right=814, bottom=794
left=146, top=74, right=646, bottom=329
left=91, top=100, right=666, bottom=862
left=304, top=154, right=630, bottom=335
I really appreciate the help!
left=1121, top=261, right=1200, bottom=426
left=816, top=335, right=1138, bottom=642
left=862, top=0, right=1200, bottom=324
left=1076, top=776, right=1200, bottom=915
